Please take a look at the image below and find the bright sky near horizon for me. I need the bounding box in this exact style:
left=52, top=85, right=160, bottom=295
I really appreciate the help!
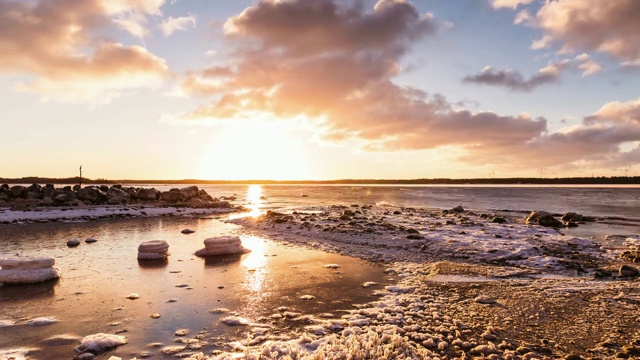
left=1, top=0, right=639, bottom=180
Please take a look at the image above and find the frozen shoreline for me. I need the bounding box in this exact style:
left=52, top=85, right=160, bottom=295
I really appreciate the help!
left=1, top=203, right=639, bottom=359
left=0, top=204, right=241, bottom=225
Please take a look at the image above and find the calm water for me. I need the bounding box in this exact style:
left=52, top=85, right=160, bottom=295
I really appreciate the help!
left=0, top=217, right=390, bottom=359
left=149, top=184, right=640, bottom=220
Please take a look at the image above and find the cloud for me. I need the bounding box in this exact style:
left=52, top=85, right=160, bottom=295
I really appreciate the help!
left=491, top=0, right=534, bottom=10
left=104, top=0, right=165, bottom=38
left=462, top=65, right=561, bottom=91
left=463, top=54, right=601, bottom=91
left=176, top=0, right=639, bottom=172
left=160, top=15, right=196, bottom=36
left=0, top=0, right=169, bottom=103
left=586, top=97, right=640, bottom=125
left=531, top=0, right=640, bottom=62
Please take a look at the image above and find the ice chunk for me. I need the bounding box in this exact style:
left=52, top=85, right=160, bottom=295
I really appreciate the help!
left=0, top=267, right=60, bottom=284
left=221, top=316, right=250, bottom=326
left=26, top=317, right=57, bottom=326
left=195, top=236, right=251, bottom=256
left=0, top=256, right=55, bottom=270
left=75, top=333, right=127, bottom=355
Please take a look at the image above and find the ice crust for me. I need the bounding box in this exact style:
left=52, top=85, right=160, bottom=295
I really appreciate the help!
left=195, top=236, right=251, bottom=256
left=75, top=333, right=127, bottom=354
left=0, top=267, right=60, bottom=284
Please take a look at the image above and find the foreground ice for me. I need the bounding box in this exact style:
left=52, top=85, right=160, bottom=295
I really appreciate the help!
left=195, top=236, right=251, bottom=256
left=0, top=267, right=61, bottom=284
left=74, top=333, right=127, bottom=356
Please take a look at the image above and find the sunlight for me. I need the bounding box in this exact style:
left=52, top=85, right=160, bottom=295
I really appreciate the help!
left=199, top=118, right=310, bottom=180
left=239, top=235, right=268, bottom=293
left=245, top=184, right=264, bottom=218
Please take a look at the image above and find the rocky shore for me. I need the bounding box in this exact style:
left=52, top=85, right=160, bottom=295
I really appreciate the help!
left=222, top=204, right=640, bottom=360
left=0, top=184, right=243, bottom=224
left=0, top=183, right=232, bottom=208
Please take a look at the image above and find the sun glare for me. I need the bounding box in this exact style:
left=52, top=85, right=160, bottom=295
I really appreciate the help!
left=199, top=120, right=310, bottom=180
left=245, top=184, right=264, bottom=218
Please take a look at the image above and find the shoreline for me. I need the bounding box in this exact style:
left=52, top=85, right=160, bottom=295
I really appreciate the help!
left=1, top=202, right=639, bottom=359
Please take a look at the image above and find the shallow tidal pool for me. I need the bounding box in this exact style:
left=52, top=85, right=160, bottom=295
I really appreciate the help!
left=0, top=216, right=391, bottom=359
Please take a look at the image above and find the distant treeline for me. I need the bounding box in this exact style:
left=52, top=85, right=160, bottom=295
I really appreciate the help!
left=2, top=176, right=639, bottom=185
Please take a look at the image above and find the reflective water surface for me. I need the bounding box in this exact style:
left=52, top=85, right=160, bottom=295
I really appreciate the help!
left=0, top=216, right=390, bottom=359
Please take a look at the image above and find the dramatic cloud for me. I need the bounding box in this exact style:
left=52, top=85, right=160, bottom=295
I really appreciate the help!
left=177, top=0, right=638, bottom=171
left=463, top=54, right=600, bottom=91
left=160, top=15, right=196, bottom=36
left=0, top=0, right=169, bottom=103
left=532, top=0, right=640, bottom=62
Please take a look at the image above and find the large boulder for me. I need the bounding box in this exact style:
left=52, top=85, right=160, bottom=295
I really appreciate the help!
left=53, top=190, right=77, bottom=205
left=122, top=187, right=138, bottom=199
left=25, top=184, right=43, bottom=199
left=189, top=197, right=211, bottom=208
left=525, top=211, right=563, bottom=228
left=107, top=187, right=131, bottom=204
left=160, top=189, right=182, bottom=203
left=76, top=187, right=106, bottom=203
left=136, top=188, right=159, bottom=201
left=42, top=184, right=56, bottom=199
left=10, top=185, right=26, bottom=198
left=180, top=186, right=199, bottom=200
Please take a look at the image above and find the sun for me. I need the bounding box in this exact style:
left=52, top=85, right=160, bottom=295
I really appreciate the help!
left=198, top=119, right=310, bottom=180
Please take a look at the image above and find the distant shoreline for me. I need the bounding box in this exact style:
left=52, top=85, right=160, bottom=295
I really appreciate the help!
left=2, top=176, right=639, bottom=185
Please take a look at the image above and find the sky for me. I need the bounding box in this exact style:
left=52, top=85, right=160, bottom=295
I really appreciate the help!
left=1, top=0, right=639, bottom=180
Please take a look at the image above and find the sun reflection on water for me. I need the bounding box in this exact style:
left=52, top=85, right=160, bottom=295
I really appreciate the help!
left=240, top=235, right=268, bottom=294
left=246, top=184, right=265, bottom=218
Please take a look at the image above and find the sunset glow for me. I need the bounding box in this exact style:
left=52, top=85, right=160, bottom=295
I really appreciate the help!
left=1, top=0, right=638, bottom=180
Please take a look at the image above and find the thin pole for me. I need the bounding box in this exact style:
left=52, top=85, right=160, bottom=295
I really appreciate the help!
left=79, top=165, right=82, bottom=188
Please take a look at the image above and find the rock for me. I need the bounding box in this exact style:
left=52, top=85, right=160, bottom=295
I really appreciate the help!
left=99, top=185, right=109, bottom=192
left=25, top=184, right=43, bottom=199
left=492, top=217, right=507, bottom=224
left=195, top=236, right=250, bottom=257
left=619, top=265, right=640, bottom=278
left=474, top=295, right=496, bottom=304
left=160, top=190, right=182, bottom=203
left=525, top=211, right=563, bottom=227
left=85, top=238, right=97, bottom=243
left=76, top=187, right=106, bottom=203
left=53, top=190, right=77, bottom=205
left=180, top=186, right=199, bottom=200
left=561, top=212, right=584, bottom=222
left=73, top=185, right=81, bottom=191
left=43, top=184, right=56, bottom=199
left=565, top=220, right=579, bottom=228
left=10, top=185, right=26, bottom=198
left=181, top=229, right=195, bottom=234
left=343, top=210, right=355, bottom=216
left=188, top=197, right=210, bottom=208
left=107, top=187, right=131, bottom=204
left=452, top=205, right=464, bottom=213
left=67, top=239, right=81, bottom=247
left=122, top=187, right=137, bottom=199
left=136, top=188, right=159, bottom=201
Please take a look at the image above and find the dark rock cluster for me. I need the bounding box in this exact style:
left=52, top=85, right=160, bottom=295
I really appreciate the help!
left=0, top=183, right=231, bottom=208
